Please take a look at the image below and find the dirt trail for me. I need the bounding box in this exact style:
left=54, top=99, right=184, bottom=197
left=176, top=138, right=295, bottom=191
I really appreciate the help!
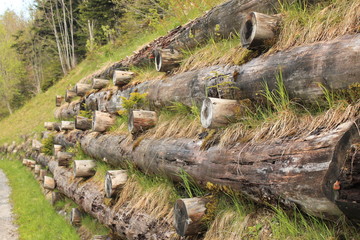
left=0, top=169, right=18, bottom=240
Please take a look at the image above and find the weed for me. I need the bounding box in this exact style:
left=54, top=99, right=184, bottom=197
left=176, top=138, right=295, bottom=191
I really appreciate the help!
left=120, top=92, right=148, bottom=112
left=177, top=169, right=204, bottom=198
left=41, top=134, right=54, bottom=156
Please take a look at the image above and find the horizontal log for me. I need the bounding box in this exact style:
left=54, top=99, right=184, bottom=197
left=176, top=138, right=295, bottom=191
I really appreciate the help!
left=65, top=89, right=76, bottom=103
left=154, top=48, right=182, bottom=72
left=104, top=170, right=128, bottom=198
left=80, top=120, right=360, bottom=221
left=43, top=176, right=56, bottom=190
left=54, top=100, right=81, bottom=120
left=53, top=130, right=83, bottom=148
left=32, top=140, right=43, bottom=151
left=75, top=116, right=92, bottom=131
left=113, top=70, right=135, bottom=87
left=71, top=208, right=82, bottom=226
left=75, top=83, right=92, bottom=97
left=92, top=78, right=109, bottom=90
left=44, top=122, right=56, bottom=130
left=92, top=111, right=116, bottom=132
left=128, top=110, right=157, bottom=134
left=73, top=160, right=96, bottom=177
left=61, top=121, right=75, bottom=131
left=56, top=151, right=73, bottom=167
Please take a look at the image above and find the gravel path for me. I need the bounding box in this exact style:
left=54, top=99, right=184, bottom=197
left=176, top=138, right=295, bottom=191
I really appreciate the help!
left=0, top=169, right=18, bottom=240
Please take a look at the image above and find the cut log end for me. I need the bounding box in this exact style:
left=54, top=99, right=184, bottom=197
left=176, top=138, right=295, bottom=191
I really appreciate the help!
left=70, top=208, right=82, bottom=226
left=113, top=70, right=135, bottom=87
left=75, top=116, right=92, bottom=131
left=128, top=110, right=157, bottom=134
left=92, top=78, right=109, bottom=90
left=43, top=176, right=56, bottom=190
left=104, top=170, right=128, bottom=198
left=57, top=152, right=73, bottom=167
left=154, top=49, right=182, bottom=72
left=61, top=121, right=75, bottom=131
left=56, top=95, right=63, bottom=107
left=73, top=160, right=96, bottom=177
left=92, top=111, right=115, bottom=132
left=65, top=89, right=76, bottom=103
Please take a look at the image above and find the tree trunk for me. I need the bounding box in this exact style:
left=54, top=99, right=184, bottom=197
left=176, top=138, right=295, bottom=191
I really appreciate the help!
left=56, top=95, right=64, bottom=107
left=104, top=170, right=128, bottom=198
left=240, top=12, right=280, bottom=49
left=75, top=116, right=92, bottom=130
left=53, top=144, right=62, bottom=156
left=128, top=110, right=157, bottom=134
left=75, top=83, right=92, bottom=97
left=92, top=111, right=116, bottom=132
left=154, top=48, right=182, bottom=72
left=92, top=78, right=109, bottom=90
left=73, top=160, right=96, bottom=177
left=56, top=151, right=73, bottom=167
left=70, top=208, right=82, bottom=226
left=61, top=121, right=75, bottom=131
left=201, top=97, right=245, bottom=128
left=51, top=191, right=64, bottom=206
left=80, top=120, right=360, bottom=221
left=174, top=197, right=210, bottom=236
left=113, top=70, right=135, bottom=87
left=65, top=89, right=76, bottom=102
left=44, top=176, right=56, bottom=190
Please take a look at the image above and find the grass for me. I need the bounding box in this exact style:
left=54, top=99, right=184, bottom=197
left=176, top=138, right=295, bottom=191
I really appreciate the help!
left=80, top=214, right=110, bottom=237
left=0, top=154, right=79, bottom=240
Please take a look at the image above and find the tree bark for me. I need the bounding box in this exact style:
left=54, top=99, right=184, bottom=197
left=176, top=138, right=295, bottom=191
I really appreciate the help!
left=32, top=139, right=43, bottom=151
left=240, top=12, right=280, bottom=49
left=113, top=70, right=135, bottom=87
left=71, top=208, right=82, bottom=226
left=80, top=120, right=360, bottom=221
left=44, top=176, right=56, bottom=190
left=53, top=144, right=62, bottom=156
left=56, top=151, right=73, bottom=167
left=55, top=100, right=81, bottom=119
left=75, top=116, right=92, bottom=130
left=75, top=83, right=92, bottom=97
left=128, top=110, right=157, bottom=134
left=154, top=48, right=182, bottom=72
left=39, top=169, right=47, bottom=182
left=51, top=191, right=64, bottom=206
left=44, top=122, right=56, bottom=130
left=56, top=95, right=64, bottom=107
left=61, top=121, right=75, bottom=131
left=65, top=89, right=76, bottom=102
left=73, top=160, right=96, bottom=177
left=34, top=164, right=41, bottom=175
left=104, top=170, right=128, bottom=198
left=92, top=78, right=109, bottom=90
left=92, top=111, right=116, bottom=132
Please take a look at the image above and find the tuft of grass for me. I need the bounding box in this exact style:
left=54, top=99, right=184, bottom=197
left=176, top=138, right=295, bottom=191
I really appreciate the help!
left=92, top=161, right=111, bottom=184
left=41, top=134, right=54, bottom=156
left=80, top=214, right=110, bottom=236
left=0, top=155, right=79, bottom=240
left=177, top=169, right=205, bottom=198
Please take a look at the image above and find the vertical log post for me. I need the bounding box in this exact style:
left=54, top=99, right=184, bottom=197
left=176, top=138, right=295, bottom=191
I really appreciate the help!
left=240, top=12, right=280, bottom=50
left=43, top=176, right=56, bottom=190
left=92, top=78, right=109, bottom=90
left=61, top=121, right=75, bottom=131
left=70, top=208, right=82, bottom=226
left=75, top=83, right=92, bottom=97
left=201, top=97, right=248, bottom=128
left=174, top=197, right=210, bottom=236
left=92, top=111, right=116, bottom=132
left=56, top=95, right=64, bottom=107
left=113, top=70, right=135, bottom=87
left=75, top=116, right=92, bottom=131
left=104, top=170, right=128, bottom=198
left=65, top=89, right=77, bottom=103
left=56, top=152, right=73, bottom=167
left=53, top=122, right=61, bottom=132
left=128, top=110, right=157, bottom=134
left=73, top=160, right=96, bottom=177
left=153, top=48, right=183, bottom=72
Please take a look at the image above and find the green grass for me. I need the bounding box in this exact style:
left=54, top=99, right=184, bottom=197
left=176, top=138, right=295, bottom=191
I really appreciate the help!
left=0, top=154, right=79, bottom=240
left=81, top=214, right=110, bottom=236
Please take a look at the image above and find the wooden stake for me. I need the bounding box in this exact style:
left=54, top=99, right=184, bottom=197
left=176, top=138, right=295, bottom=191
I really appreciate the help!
left=61, top=121, right=75, bottom=131
left=154, top=48, right=182, bottom=72
left=43, top=176, right=56, bottom=190
left=128, top=110, right=157, bottom=134
left=174, top=197, right=210, bottom=236
left=92, top=111, right=115, bottom=132
left=92, top=78, right=109, bottom=89
left=70, top=208, right=82, bottom=226
left=241, top=12, right=280, bottom=49
left=56, top=95, right=64, bottom=107
left=65, top=89, right=76, bottom=103
left=56, top=152, right=73, bottom=167
left=104, top=170, right=128, bottom=198
left=75, top=116, right=92, bottom=130
left=113, top=70, right=135, bottom=87
left=75, top=83, right=92, bottom=97
left=73, top=160, right=96, bottom=177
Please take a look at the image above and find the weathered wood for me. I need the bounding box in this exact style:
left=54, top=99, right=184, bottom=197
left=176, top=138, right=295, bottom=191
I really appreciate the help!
left=51, top=191, right=64, bottom=206
left=55, top=101, right=81, bottom=120
left=80, top=120, right=360, bottom=221
left=128, top=110, right=157, bottom=134
left=201, top=97, right=242, bottom=128
left=53, top=122, right=61, bottom=131
left=27, top=160, right=36, bottom=169
left=61, top=121, right=75, bottom=131
left=53, top=144, right=62, bottom=156
left=73, top=160, right=96, bottom=177
left=44, top=122, right=56, bottom=130
left=22, top=158, right=29, bottom=165
left=113, top=70, right=135, bottom=87
left=75, top=83, right=92, bottom=97
left=65, top=89, right=76, bottom=102
left=92, top=78, right=109, bottom=90
left=70, top=208, right=82, bottom=226
left=92, top=236, right=108, bottom=240
left=174, top=197, right=210, bottom=236
left=241, top=12, right=280, bottom=49
left=154, top=48, right=182, bottom=72
left=56, top=151, right=73, bottom=167
left=92, top=111, right=115, bottom=132
left=43, top=176, right=56, bottom=190
left=56, top=95, right=64, bottom=107
left=42, top=131, right=52, bottom=139
left=75, top=116, right=92, bottom=131
left=39, top=169, right=47, bottom=182
left=32, top=139, right=43, bottom=151
left=34, top=164, right=41, bottom=175
left=104, top=170, right=128, bottom=198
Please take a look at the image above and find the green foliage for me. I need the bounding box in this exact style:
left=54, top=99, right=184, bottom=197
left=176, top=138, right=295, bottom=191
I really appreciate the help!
left=177, top=169, right=205, bottom=198
left=163, top=101, right=200, bottom=120
left=41, top=135, right=54, bottom=156
left=67, top=143, right=89, bottom=160
left=0, top=155, right=79, bottom=239
left=120, top=92, right=148, bottom=111
left=79, top=104, right=93, bottom=119
left=81, top=214, right=110, bottom=236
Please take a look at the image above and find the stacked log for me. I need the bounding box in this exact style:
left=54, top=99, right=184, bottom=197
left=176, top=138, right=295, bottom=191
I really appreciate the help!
left=56, top=152, right=73, bottom=167
left=61, top=121, right=75, bottom=131
left=73, top=160, right=96, bottom=177
left=54, top=101, right=81, bottom=119
left=39, top=169, right=47, bottom=181
left=92, top=111, right=115, bottom=132
left=75, top=83, right=92, bottom=97
left=153, top=48, right=182, bottom=72
left=44, top=122, right=56, bottom=130
left=34, top=165, right=41, bottom=175
left=70, top=208, right=82, bottom=226
left=92, top=78, right=109, bottom=90
left=128, top=110, right=157, bottom=134
left=65, top=89, right=76, bottom=103
left=113, top=70, right=135, bottom=87
left=32, top=140, right=43, bottom=151
left=43, top=176, right=56, bottom=190
left=75, top=116, right=92, bottom=131
left=104, top=170, right=128, bottom=198
left=56, top=95, right=64, bottom=107
left=53, top=144, right=62, bottom=156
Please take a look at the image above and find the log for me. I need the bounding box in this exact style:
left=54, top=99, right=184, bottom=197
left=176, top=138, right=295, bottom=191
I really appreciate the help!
left=153, top=48, right=182, bottom=72
left=85, top=92, right=98, bottom=111
left=55, top=101, right=81, bottom=120
left=73, top=160, right=96, bottom=177
left=92, top=236, right=108, bottom=240
left=70, top=208, right=82, bottom=226
left=112, top=70, right=135, bottom=87
left=56, top=152, right=73, bottom=167
left=53, top=122, right=61, bottom=132
left=174, top=197, right=210, bottom=236
left=32, top=139, right=43, bottom=151
left=53, top=130, right=83, bottom=148
left=22, top=158, right=28, bottom=165
left=65, top=89, right=76, bottom=103
left=27, top=160, right=36, bottom=169
left=75, top=83, right=92, bottom=97
left=80, top=120, right=360, bottom=221
left=56, top=95, right=64, bottom=107
left=43, top=176, right=56, bottom=190
left=51, top=191, right=64, bottom=206
left=92, top=78, right=109, bottom=90
left=128, top=110, right=157, bottom=134
left=201, top=97, right=242, bottom=128
left=75, top=116, right=92, bottom=131
left=92, top=111, right=116, bottom=132
left=44, top=122, right=55, bottom=130
left=61, top=121, right=75, bottom=131
left=42, top=131, right=52, bottom=139
left=53, top=144, right=62, bottom=156
left=39, top=169, right=47, bottom=182
left=240, top=12, right=280, bottom=49
left=104, top=170, right=128, bottom=198
left=34, top=164, right=41, bottom=175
